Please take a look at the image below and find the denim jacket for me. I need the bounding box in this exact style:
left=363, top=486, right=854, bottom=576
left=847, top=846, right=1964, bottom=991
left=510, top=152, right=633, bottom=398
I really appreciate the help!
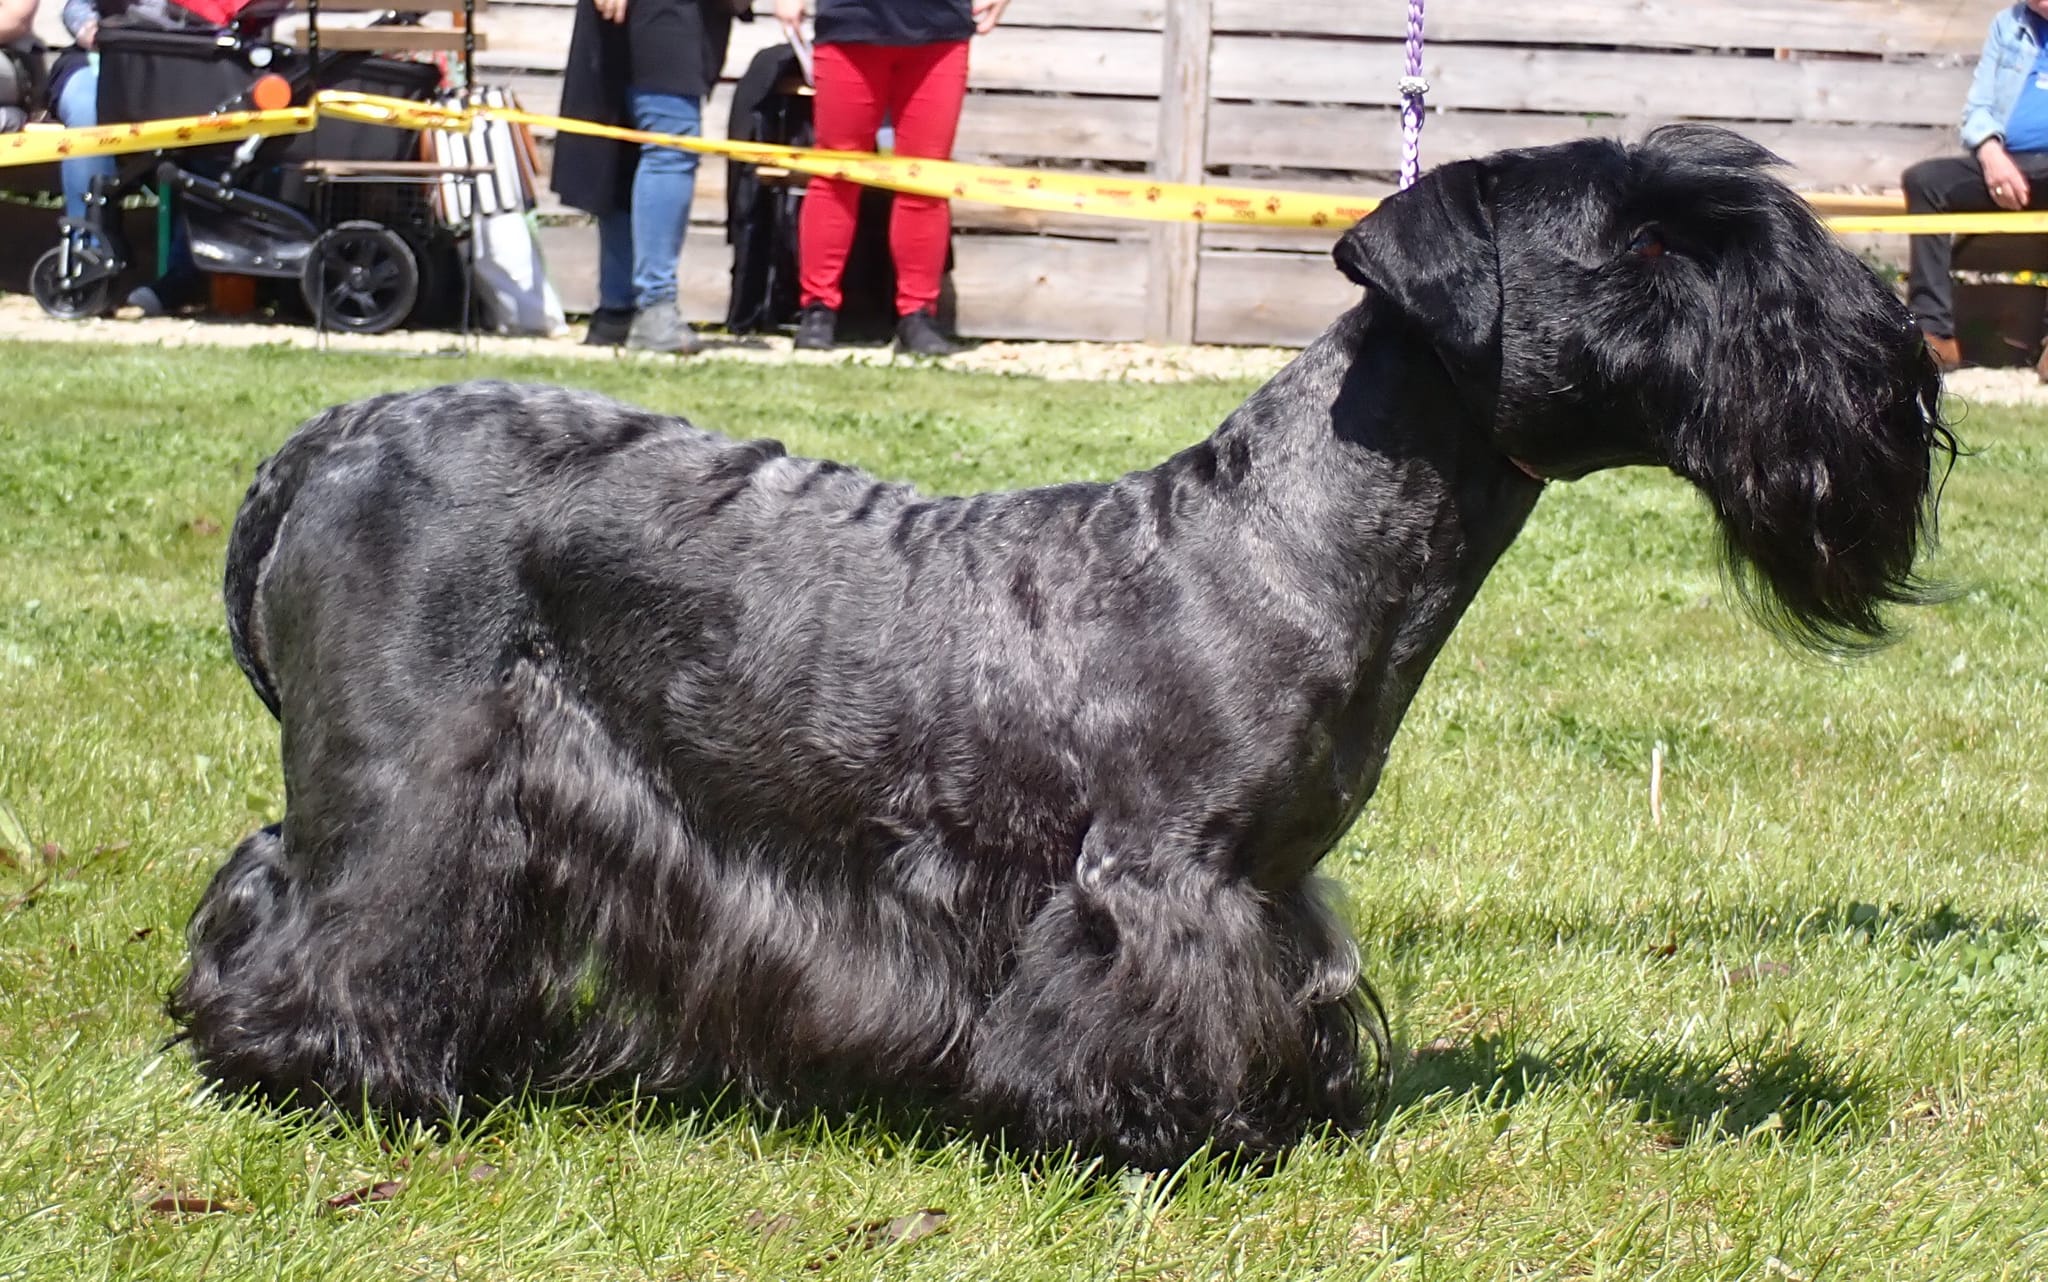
left=1964, top=5, right=2048, bottom=151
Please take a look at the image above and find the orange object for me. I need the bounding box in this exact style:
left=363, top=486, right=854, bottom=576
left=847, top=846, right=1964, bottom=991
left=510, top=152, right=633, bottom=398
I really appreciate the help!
left=249, top=74, right=293, bottom=113
left=209, top=273, right=258, bottom=316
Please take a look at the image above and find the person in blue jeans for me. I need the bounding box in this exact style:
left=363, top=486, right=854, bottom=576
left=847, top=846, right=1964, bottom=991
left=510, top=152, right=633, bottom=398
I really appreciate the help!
left=552, top=0, right=737, bottom=353
left=1904, top=0, right=2048, bottom=373
left=54, top=0, right=116, bottom=223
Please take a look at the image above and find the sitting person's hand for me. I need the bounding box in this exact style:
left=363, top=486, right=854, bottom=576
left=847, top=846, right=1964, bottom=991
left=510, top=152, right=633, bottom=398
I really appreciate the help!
left=1980, top=138, right=2032, bottom=210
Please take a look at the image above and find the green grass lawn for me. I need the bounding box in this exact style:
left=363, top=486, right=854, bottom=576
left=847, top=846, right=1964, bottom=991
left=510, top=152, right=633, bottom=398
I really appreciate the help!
left=1, top=340, right=2044, bottom=1280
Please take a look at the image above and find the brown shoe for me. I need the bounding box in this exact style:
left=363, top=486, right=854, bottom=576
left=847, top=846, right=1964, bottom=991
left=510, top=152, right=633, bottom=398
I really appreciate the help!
left=1922, top=330, right=1961, bottom=372
left=2037, top=340, right=2048, bottom=384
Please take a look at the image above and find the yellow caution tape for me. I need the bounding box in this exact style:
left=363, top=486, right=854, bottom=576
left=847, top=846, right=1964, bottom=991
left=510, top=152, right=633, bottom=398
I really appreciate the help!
left=482, top=102, right=1380, bottom=229
left=7, top=90, right=2048, bottom=237
left=314, top=91, right=478, bottom=133
left=1822, top=211, right=2048, bottom=234
left=0, top=105, right=315, bottom=167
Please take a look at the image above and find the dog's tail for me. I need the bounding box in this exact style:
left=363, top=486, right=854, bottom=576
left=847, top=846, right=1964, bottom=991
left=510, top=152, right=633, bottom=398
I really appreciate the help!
left=224, top=397, right=395, bottom=719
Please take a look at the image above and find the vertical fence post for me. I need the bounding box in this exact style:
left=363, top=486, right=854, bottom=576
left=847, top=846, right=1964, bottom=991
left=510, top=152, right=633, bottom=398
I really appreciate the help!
left=1148, top=0, right=1213, bottom=344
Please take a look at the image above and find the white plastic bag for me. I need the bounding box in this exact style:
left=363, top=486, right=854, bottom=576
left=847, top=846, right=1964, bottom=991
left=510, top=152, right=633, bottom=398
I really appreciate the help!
left=473, top=209, right=568, bottom=337
left=428, top=87, right=566, bottom=336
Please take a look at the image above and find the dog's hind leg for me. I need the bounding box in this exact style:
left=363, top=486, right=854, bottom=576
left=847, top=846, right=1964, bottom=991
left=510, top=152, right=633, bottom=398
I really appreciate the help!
left=963, top=829, right=1379, bottom=1168
left=169, top=674, right=550, bottom=1115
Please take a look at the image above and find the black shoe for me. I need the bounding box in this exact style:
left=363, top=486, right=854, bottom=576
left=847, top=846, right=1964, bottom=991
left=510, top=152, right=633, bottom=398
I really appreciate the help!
left=126, top=285, right=168, bottom=318
left=793, top=303, right=837, bottom=351
left=583, top=307, right=633, bottom=347
left=894, top=308, right=958, bottom=357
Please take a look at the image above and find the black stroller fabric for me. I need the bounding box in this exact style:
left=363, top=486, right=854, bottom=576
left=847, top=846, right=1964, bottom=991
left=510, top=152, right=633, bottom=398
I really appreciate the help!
left=96, top=24, right=440, bottom=172
left=724, top=43, right=931, bottom=341
left=79, top=22, right=457, bottom=326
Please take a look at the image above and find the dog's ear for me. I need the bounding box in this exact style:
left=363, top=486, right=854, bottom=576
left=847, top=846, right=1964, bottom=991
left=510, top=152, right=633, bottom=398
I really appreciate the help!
left=1333, top=160, right=1501, bottom=375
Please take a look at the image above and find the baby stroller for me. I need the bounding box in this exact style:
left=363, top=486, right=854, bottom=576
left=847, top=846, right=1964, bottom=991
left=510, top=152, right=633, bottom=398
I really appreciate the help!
left=31, top=8, right=451, bottom=333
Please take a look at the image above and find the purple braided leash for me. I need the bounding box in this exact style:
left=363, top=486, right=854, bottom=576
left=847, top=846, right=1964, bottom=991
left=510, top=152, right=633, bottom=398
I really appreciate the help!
left=1398, top=0, right=1428, bottom=190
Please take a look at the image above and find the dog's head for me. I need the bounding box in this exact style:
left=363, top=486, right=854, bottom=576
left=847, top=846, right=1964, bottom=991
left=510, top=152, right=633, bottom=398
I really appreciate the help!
left=1335, top=125, right=1955, bottom=652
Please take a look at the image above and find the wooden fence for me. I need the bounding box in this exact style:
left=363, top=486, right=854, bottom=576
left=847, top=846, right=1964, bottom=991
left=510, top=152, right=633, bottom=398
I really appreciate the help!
left=34, top=0, right=2001, bottom=343
left=491, top=0, right=1991, bottom=344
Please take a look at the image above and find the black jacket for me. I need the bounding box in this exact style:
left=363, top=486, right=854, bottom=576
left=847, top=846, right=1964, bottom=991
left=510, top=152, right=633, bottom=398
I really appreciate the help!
left=815, top=0, right=971, bottom=45
left=551, top=0, right=737, bottom=216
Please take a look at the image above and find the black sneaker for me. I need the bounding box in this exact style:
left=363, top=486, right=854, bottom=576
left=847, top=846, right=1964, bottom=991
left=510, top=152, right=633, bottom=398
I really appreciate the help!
left=894, top=308, right=958, bottom=357
left=793, top=303, right=837, bottom=351
left=583, top=307, right=633, bottom=347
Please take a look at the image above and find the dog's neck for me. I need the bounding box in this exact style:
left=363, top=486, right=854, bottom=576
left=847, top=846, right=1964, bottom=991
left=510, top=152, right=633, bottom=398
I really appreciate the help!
left=1172, top=300, right=1545, bottom=862
left=1205, top=298, right=1542, bottom=644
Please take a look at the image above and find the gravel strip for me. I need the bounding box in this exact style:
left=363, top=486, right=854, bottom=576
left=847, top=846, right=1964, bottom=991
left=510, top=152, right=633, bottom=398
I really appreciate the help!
left=2, top=295, right=2043, bottom=402
left=0, top=295, right=1292, bottom=383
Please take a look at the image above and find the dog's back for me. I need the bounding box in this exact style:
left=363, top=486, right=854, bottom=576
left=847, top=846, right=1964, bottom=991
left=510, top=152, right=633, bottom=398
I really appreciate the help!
left=225, top=383, right=713, bottom=717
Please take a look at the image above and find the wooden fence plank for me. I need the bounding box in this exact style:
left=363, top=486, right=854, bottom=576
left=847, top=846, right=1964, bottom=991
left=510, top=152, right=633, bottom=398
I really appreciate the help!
left=495, top=0, right=1167, bottom=27
left=1149, top=0, right=1210, bottom=343
left=1193, top=249, right=1355, bottom=346
left=479, top=14, right=1164, bottom=96
left=969, top=0, right=1165, bottom=28
left=957, top=95, right=1157, bottom=163
left=479, top=5, right=784, bottom=73
left=960, top=28, right=1164, bottom=96
left=1209, top=0, right=1992, bottom=58
left=1207, top=105, right=1957, bottom=191
left=1209, top=36, right=1973, bottom=126
left=951, top=236, right=1150, bottom=339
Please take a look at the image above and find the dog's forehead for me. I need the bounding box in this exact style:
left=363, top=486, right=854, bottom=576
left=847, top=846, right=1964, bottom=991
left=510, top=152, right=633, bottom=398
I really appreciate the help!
left=1485, top=138, right=1636, bottom=244
left=1496, top=138, right=1630, bottom=197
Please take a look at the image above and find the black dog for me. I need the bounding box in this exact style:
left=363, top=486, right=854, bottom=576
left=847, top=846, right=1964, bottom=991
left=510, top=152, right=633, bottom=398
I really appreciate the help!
left=170, top=127, right=1951, bottom=1168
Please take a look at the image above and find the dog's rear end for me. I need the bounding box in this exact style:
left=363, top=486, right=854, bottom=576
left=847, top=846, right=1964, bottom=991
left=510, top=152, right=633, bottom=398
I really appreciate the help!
left=172, top=378, right=1387, bottom=1161
left=177, top=386, right=700, bottom=1110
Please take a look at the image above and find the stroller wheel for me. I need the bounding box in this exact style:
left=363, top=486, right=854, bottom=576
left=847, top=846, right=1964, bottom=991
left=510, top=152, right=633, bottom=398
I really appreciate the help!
left=30, top=244, right=118, bottom=321
left=302, top=222, right=420, bottom=335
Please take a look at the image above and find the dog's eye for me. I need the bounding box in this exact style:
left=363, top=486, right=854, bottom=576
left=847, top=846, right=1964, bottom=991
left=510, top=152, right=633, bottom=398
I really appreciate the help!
left=1628, top=224, right=1668, bottom=258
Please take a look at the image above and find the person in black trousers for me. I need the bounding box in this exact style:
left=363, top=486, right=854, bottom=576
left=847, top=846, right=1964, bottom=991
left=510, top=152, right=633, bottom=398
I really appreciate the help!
left=1904, top=0, right=2048, bottom=373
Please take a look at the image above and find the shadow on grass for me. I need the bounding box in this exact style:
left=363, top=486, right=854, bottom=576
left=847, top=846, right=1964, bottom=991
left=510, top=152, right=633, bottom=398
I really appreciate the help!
left=1394, top=1031, right=1880, bottom=1145
left=1369, top=895, right=2023, bottom=964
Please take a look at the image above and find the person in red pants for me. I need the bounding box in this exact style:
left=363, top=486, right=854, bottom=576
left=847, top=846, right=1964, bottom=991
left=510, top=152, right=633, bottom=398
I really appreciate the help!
left=775, top=0, right=1008, bottom=355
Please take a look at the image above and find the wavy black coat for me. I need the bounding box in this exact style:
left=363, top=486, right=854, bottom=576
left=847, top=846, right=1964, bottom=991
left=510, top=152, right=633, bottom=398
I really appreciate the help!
left=173, top=127, right=1951, bottom=1168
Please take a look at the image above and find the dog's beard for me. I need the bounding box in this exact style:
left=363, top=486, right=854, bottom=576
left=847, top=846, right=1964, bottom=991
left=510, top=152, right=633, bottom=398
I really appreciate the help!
left=1666, top=264, right=1956, bottom=653
left=1499, top=161, right=1959, bottom=655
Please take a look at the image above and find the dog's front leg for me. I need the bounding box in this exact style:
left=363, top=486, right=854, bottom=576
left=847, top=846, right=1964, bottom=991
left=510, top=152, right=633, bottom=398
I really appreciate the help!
left=962, top=828, right=1374, bottom=1168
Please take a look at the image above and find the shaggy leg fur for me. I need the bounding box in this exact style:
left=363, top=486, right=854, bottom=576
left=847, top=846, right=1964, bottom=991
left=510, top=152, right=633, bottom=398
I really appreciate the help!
left=964, top=844, right=1378, bottom=1167
left=171, top=687, right=547, bottom=1112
